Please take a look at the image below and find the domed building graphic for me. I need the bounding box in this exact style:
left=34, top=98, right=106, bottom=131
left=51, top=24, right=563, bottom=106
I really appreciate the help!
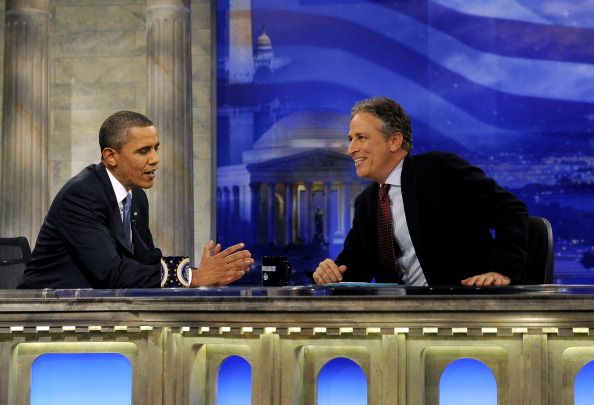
left=217, top=2, right=364, bottom=275
left=217, top=110, right=366, bottom=267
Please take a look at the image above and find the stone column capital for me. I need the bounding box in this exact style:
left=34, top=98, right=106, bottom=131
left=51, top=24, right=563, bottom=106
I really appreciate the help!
left=146, top=0, right=190, bottom=15
left=6, top=0, right=50, bottom=13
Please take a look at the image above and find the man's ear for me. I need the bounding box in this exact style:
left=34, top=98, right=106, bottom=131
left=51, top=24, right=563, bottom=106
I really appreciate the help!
left=101, top=147, right=118, bottom=168
left=389, top=132, right=404, bottom=152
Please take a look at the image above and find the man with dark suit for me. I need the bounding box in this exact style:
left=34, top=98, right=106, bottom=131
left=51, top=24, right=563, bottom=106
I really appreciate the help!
left=313, top=97, right=528, bottom=287
left=19, top=111, right=253, bottom=289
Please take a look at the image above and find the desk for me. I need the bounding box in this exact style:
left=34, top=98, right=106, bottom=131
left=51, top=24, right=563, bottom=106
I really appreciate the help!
left=1, top=285, right=594, bottom=404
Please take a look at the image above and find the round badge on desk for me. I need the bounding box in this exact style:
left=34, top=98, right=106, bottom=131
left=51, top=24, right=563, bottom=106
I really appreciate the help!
left=160, top=258, right=169, bottom=287
left=160, top=256, right=192, bottom=288
left=176, top=257, right=192, bottom=287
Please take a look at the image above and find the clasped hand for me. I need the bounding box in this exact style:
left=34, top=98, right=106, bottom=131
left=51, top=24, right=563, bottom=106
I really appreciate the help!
left=190, top=240, right=254, bottom=287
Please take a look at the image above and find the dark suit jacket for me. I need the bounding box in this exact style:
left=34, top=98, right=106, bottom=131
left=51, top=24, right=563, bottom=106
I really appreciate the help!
left=336, top=152, right=529, bottom=285
left=18, top=163, right=162, bottom=289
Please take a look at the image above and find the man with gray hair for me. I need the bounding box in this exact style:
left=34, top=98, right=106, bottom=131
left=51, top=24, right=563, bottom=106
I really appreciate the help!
left=313, top=96, right=528, bottom=287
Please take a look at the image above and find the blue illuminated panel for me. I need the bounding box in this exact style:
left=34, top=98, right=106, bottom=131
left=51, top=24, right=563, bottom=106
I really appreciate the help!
left=31, top=353, right=132, bottom=405
left=218, top=355, right=252, bottom=405
left=318, top=357, right=367, bottom=404
left=440, top=358, right=496, bottom=405
left=575, top=360, right=594, bottom=404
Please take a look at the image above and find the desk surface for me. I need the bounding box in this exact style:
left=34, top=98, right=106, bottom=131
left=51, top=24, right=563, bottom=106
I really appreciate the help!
left=2, top=283, right=594, bottom=299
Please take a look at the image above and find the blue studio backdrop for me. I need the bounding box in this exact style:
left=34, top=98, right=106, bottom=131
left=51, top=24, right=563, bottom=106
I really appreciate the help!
left=216, top=0, right=594, bottom=285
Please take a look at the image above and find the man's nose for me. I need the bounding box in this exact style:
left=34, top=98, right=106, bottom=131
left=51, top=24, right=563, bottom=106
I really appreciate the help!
left=347, top=139, right=356, bottom=155
left=150, top=149, right=160, bottom=164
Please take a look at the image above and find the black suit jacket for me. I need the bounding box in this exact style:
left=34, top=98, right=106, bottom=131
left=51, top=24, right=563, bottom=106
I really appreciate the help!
left=336, top=152, right=529, bottom=285
left=18, top=163, right=162, bottom=289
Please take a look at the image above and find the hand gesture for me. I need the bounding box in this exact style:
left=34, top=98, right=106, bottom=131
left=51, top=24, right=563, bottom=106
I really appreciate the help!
left=191, top=241, right=254, bottom=287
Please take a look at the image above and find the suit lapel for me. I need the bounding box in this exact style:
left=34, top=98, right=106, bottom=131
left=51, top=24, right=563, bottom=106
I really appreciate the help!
left=94, top=163, right=134, bottom=255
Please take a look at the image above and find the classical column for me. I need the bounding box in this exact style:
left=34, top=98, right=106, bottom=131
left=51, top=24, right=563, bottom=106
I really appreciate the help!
left=324, top=182, right=332, bottom=244
left=0, top=0, right=50, bottom=245
left=343, top=182, right=352, bottom=238
left=284, top=183, right=293, bottom=245
left=232, top=186, right=240, bottom=240
left=249, top=182, right=261, bottom=245
left=239, top=184, right=247, bottom=242
left=146, top=0, right=193, bottom=256
left=216, top=187, right=223, bottom=241
left=303, top=182, right=312, bottom=243
left=267, top=183, right=275, bottom=245
left=222, top=187, right=230, bottom=243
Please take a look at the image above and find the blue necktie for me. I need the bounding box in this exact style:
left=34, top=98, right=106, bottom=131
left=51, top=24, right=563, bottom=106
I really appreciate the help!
left=122, top=194, right=132, bottom=245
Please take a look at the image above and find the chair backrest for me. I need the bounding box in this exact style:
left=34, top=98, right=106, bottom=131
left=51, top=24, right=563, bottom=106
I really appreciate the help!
left=0, top=237, right=32, bottom=289
left=523, top=216, right=554, bottom=284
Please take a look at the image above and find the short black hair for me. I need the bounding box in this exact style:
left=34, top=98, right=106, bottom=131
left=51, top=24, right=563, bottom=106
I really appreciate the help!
left=99, top=111, right=154, bottom=152
left=351, top=96, right=413, bottom=151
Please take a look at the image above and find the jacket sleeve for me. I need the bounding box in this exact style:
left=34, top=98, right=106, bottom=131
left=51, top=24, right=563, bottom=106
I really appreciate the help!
left=335, top=191, right=375, bottom=282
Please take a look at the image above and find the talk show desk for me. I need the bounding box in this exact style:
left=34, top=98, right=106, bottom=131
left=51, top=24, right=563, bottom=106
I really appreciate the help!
left=2, top=284, right=594, bottom=404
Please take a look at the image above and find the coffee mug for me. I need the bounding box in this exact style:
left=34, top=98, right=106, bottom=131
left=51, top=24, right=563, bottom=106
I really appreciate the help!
left=262, top=256, right=292, bottom=286
left=160, top=256, right=192, bottom=287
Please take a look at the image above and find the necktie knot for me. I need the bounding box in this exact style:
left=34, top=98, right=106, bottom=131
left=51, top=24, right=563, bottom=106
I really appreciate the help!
left=379, top=184, right=391, bottom=199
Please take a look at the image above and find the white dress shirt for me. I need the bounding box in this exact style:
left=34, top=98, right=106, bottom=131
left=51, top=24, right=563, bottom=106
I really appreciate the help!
left=383, top=160, right=428, bottom=286
left=106, top=169, right=131, bottom=226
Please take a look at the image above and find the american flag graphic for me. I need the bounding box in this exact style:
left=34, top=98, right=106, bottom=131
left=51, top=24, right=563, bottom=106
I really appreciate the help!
left=217, top=0, right=594, bottom=282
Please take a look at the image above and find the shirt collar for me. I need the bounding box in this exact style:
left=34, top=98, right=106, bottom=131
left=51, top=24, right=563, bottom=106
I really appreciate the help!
left=384, top=158, right=404, bottom=187
left=106, top=168, right=129, bottom=203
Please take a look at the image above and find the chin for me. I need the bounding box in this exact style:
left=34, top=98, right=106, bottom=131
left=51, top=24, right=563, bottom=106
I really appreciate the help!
left=355, top=168, right=368, bottom=179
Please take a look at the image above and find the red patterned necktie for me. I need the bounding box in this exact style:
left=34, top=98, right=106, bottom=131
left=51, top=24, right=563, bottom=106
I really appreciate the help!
left=377, top=184, right=399, bottom=277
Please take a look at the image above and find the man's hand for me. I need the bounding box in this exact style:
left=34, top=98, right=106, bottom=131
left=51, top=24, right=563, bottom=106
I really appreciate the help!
left=190, top=241, right=254, bottom=287
left=461, top=271, right=510, bottom=287
left=313, top=258, right=347, bottom=284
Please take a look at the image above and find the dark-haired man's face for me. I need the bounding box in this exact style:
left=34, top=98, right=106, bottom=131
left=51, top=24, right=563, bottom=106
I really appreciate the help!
left=104, top=126, right=160, bottom=190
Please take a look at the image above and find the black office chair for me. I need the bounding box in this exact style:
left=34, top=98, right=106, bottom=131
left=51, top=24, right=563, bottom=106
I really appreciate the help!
left=522, top=216, right=554, bottom=284
left=0, top=237, right=31, bottom=289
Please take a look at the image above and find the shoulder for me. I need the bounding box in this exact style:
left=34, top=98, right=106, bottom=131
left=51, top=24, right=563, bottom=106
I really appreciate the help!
left=406, top=151, right=469, bottom=168
left=52, top=164, right=110, bottom=211
left=55, top=164, right=100, bottom=196
left=404, top=151, right=479, bottom=178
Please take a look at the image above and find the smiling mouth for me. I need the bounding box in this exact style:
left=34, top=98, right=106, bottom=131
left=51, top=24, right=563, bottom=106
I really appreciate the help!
left=144, top=169, right=157, bottom=178
left=353, top=157, right=365, bottom=167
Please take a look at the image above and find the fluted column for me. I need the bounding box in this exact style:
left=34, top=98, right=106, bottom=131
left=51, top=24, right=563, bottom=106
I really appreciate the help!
left=303, top=182, right=312, bottom=243
left=284, top=183, right=293, bottom=245
left=267, top=183, right=275, bottom=244
left=222, top=187, right=230, bottom=243
left=0, top=0, right=50, bottom=245
left=343, top=182, right=352, bottom=238
left=146, top=0, right=193, bottom=256
left=249, top=182, right=261, bottom=245
left=324, top=182, right=332, bottom=244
